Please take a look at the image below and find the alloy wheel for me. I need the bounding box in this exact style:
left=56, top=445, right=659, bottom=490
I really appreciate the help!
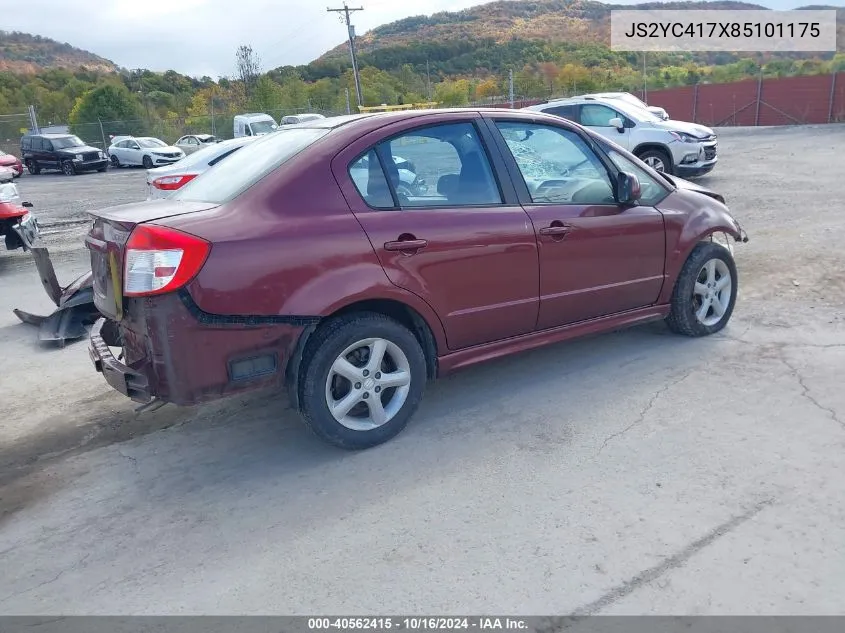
left=643, top=155, right=666, bottom=172
left=325, top=337, right=412, bottom=431
left=692, top=258, right=732, bottom=327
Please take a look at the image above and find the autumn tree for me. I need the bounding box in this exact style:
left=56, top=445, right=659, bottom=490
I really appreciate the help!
left=236, top=45, right=261, bottom=99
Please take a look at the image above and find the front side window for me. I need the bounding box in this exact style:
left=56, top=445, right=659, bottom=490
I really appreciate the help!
left=602, top=146, right=670, bottom=207
left=173, top=127, right=329, bottom=204
left=496, top=121, right=615, bottom=205
left=580, top=105, right=622, bottom=128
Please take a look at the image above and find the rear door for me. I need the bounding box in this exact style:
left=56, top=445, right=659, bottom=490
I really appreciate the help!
left=38, top=138, right=57, bottom=169
left=332, top=114, right=540, bottom=351
left=486, top=116, right=666, bottom=330
left=579, top=103, right=632, bottom=150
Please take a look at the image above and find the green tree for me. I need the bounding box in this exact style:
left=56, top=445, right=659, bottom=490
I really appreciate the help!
left=249, top=76, right=284, bottom=112
left=68, top=83, right=146, bottom=138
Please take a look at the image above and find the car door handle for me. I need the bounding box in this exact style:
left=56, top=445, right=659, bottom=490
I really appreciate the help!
left=538, top=225, right=571, bottom=236
left=384, top=239, right=428, bottom=252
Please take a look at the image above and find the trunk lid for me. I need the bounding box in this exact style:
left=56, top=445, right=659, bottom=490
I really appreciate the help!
left=85, top=200, right=217, bottom=320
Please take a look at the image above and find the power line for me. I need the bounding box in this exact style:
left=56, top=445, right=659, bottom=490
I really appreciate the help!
left=327, top=2, right=364, bottom=109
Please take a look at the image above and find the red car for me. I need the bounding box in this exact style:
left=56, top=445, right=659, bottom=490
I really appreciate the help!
left=87, top=109, right=748, bottom=449
left=0, top=150, right=24, bottom=178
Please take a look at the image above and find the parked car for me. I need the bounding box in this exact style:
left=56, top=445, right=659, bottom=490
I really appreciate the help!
left=0, top=181, right=39, bottom=252
left=280, top=113, right=326, bottom=125
left=21, top=133, right=109, bottom=176
left=86, top=109, right=747, bottom=450
left=174, top=134, right=219, bottom=155
left=0, top=165, right=14, bottom=183
left=580, top=92, right=670, bottom=120
left=234, top=113, right=278, bottom=137
left=349, top=153, right=427, bottom=197
left=108, top=136, right=185, bottom=169
left=0, top=150, right=23, bottom=178
left=146, top=137, right=257, bottom=199
left=524, top=96, right=717, bottom=177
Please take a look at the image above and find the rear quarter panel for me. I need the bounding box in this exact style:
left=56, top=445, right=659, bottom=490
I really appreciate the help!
left=161, top=143, right=450, bottom=352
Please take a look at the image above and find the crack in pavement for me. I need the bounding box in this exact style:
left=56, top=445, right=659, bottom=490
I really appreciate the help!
left=779, top=354, right=845, bottom=431
left=0, top=554, right=90, bottom=606
left=558, top=498, right=776, bottom=619
left=595, top=369, right=695, bottom=457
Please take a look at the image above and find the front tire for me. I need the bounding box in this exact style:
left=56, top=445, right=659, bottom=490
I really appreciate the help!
left=666, top=241, right=738, bottom=337
left=299, top=312, right=427, bottom=449
left=637, top=148, right=673, bottom=175
left=62, top=160, right=76, bottom=176
left=142, top=155, right=153, bottom=169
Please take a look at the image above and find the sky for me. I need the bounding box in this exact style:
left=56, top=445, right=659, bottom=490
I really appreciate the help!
left=5, top=0, right=831, bottom=79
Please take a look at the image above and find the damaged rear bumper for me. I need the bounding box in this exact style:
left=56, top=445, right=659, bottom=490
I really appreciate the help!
left=89, top=318, right=152, bottom=403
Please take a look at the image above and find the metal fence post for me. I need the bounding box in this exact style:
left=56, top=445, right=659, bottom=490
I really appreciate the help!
left=693, top=83, right=698, bottom=123
left=829, top=72, right=837, bottom=124
left=755, top=73, right=762, bottom=126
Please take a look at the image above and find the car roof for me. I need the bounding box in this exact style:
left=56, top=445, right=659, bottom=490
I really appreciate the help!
left=27, top=133, right=76, bottom=138
left=284, top=108, right=584, bottom=145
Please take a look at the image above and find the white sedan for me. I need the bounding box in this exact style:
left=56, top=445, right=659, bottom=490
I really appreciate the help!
left=175, top=134, right=219, bottom=155
left=108, top=137, right=185, bottom=169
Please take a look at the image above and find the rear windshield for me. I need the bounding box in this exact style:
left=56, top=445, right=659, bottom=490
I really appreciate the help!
left=176, top=140, right=245, bottom=170
left=172, top=127, right=329, bottom=204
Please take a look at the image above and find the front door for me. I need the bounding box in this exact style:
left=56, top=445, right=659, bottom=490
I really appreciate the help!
left=579, top=103, right=632, bottom=150
left=489, top=119, right=666, bottom=330
left=335, top=118, right=539, bottom=351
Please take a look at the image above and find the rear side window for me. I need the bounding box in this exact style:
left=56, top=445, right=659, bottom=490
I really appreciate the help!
left=543, top=105, right=579, bottom=122
left=22, top=137, right=32, bottom=150
left=173, top=128, right=329, bottom=203
left=349, top=151, right=394, bottom=209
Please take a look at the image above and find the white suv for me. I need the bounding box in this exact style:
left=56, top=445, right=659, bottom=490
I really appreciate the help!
left=524, top=96, right=718, bottom=178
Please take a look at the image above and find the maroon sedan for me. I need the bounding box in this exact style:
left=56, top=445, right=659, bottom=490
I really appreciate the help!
left=86, top=109, right=748, bottom=449
left=0, top=150, right=23, bottom=178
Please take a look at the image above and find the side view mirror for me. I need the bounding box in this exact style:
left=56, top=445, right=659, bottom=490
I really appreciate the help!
left=22, top=201, right=33, bottom=208
left=617, top=171, right=641, bottom=205
left=608, top=117, right=625, bottom=132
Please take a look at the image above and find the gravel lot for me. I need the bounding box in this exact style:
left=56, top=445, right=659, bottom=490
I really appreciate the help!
left=1, top=126, right=844, bottom=615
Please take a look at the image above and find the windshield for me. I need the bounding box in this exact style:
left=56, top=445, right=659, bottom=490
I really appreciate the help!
left=606, top=99, right=663, bottom=123
left=173, top=127, right=329, bottom=204
left=52, top=136, right=86, bottom=149
left=249, top=120, right=277, bottom=135
left=137, top=138, right=167, bottom=148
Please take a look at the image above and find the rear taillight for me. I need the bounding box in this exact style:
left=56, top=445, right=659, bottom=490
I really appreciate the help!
left=123, top=224, right=210, bottom=297
left=151, top=174, right=197, bottom=191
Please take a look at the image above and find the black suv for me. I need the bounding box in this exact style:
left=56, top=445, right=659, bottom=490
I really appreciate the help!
left=21, top=133, right=109, bottom=176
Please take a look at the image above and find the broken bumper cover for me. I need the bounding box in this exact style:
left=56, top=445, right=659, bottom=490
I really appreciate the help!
left=89, top=318, right=151, bottom=403
left=6, top=213, right=39, bottom=251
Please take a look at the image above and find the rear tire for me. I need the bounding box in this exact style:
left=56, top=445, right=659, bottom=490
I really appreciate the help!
left=142, top=155, right=153, bottom=169
left=298, top=312, right=427, bottom=450
left=637, top=148, right=673, bottom=175
left=666, top=241, right=738, bottom=337
left=62, top=160, right=76, bottom=176
left=26, top=160, right=40, bottom=175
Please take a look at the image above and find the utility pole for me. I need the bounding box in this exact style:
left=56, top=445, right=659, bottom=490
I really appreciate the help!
left=210, top=95, right=216, bottom=136
left=426, top=59, right=432, bottom=100
left=328, top=3, right=364, bottom=110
